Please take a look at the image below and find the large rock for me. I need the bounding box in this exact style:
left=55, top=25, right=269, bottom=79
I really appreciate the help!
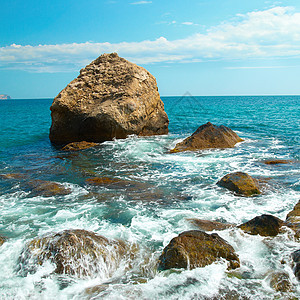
left=217, top=172, right=261, bottom=196
left=238, top=214, right=284, bottom=237
left=158, top=230, right=240, bottom=271
left=17, top=229, right=131, bottom=278
left=49, top=53, right=169, bottom=144
left=170, top=122, right=243, bottom=153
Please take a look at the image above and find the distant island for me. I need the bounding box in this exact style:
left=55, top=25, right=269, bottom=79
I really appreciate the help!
left=0, top=94, right=11, bottom=100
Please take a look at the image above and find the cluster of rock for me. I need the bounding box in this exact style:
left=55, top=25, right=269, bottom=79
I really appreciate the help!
left=1, top=53, right=297, bottom=296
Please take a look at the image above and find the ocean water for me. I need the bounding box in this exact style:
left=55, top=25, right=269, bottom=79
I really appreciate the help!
left=0, top=95, right=299, bottom=299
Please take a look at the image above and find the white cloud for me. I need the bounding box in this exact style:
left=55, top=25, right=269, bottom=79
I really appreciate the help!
left=1, top=6, right=300, bottom=72
left=182, top=22, right=196, bottom=26
left=130, top=1, right=152, bottom=5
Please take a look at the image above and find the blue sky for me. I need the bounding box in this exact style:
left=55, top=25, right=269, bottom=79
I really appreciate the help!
left=1, top=0, right=300, bottom=98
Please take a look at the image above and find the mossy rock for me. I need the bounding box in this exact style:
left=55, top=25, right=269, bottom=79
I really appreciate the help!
left=238, top=214, right=284, bottom=237
left=158, top=230, right=240, bottom=271
left=17, top=229, right=133, bottom=278
left=217, top=172, right=261, bottom=197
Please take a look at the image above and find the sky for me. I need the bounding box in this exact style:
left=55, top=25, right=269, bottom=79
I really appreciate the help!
left=1, top=0, right=300, bottom=98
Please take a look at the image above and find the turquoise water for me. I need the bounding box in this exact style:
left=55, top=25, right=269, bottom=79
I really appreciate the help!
left=0, top=96, right=299, bottom=299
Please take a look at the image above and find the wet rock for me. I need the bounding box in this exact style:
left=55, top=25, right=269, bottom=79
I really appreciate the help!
left=61, top=141, right=98, bottom=151
left=170, top=122, right=243, bottom=153
left=268, top=271, right=293, bottom=292
left=187, top=218, right=235, bottom=231
left=292, top=249, right=300, bottom=280
left=285, top=200, right=300, bottom=238
left=26, top=180, right=71, bottom=197
left=217, top=172, right=261, bottom=197
left=0, top=235, right=6, bottom=246
left=86, top=177, right=151, bottom=191
left=17, top=229, right=132, bottom=278
left=0, top=173, right=25, bottom=180
left=264, top=159, right=292, bottom=165
left=238, top=214, right=284, bottom=237
left=158, top=230, right=240, bottom=271
left=49, top=53, right=169, bottom=145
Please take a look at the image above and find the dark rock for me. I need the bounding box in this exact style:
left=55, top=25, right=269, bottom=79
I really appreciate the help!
left=264, top=159, right=292, bottom=165
left=238, top=214, right=283, bottom=237
left=170, top=122, right=243, bottom=153
left=49, top=53, right=169, bottom=145
left=268, top=271, right=293, bottom=292
left=187, top=218, right=235, bottom=231
left=26, top=180, right=71, bottom=197
left=158, top=230, right=240, bottom=271
left=217, top=172, right=261, bottom=196
left=61, top=141, right=98, bottom=151
left=292, top=249, right=300, bottom=280
left=17, top=229, right=133, bottom=277
left=285, top=200, right=300, bottom=238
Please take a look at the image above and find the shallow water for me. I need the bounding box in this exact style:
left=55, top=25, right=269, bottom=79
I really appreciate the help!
left=0, top=96, right=299, bottom=299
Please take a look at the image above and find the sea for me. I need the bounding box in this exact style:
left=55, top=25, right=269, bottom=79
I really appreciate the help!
left=0, top=95, right=299, bottom=299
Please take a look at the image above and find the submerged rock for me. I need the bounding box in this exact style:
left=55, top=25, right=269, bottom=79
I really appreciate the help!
left=170, top=122, right=243, bottom=153
left=158, top=230, right=240, bottom=271
left=187, top=218, right=235, bottom=231
left=17, top=229, right=132, bottom=278
left=61, top=141, right=98, bottom=151
left=26, top=180, right=71, bottom=197
left=238, top=214, right=284, bottom=237
left=285, top=199, right=300, bottom=238
left=217, top=172, right=261, bottom=197
left=264, top=159, right=292, bottom=165
left=49, top=53, right=169, bottom=145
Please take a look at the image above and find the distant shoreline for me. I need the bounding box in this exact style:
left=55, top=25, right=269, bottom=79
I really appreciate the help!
left=0, top=94, right=11, bottom=100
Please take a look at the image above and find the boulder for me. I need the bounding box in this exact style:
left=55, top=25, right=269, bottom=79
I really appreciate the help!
left=157, top=230, right=240, bottom=271
left=170, top=122, right=243, bottom=153
left=17, top=229, right=131, bottom=278
left=49, top=53, right=169, bottom=145
left=187, top=218, right=235, bottom=231
left=285, top=200, right=300, bottom=238
left=61, top=141, right=98, bottom=151
left=217, top=172, right=261, bottom=196
left=238, top=214, right=284, bottom=237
